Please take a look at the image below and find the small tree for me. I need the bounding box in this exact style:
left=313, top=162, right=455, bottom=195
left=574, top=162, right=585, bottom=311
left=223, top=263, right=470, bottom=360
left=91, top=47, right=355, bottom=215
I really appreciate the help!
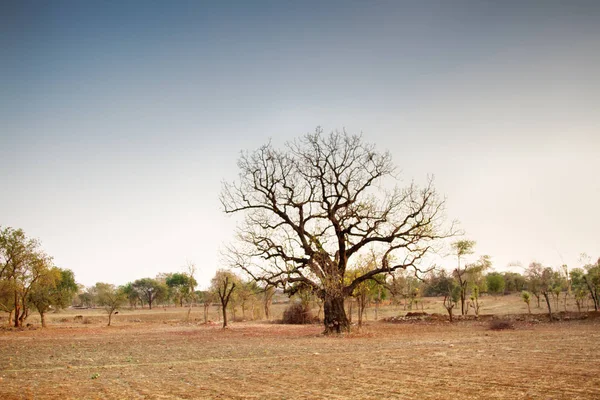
left=29, top=267, right=77, bottom=327
left=549, top=270, right=566, bottom=311
left=428, top=270, right=460, bottom=322
left=237, top=280, right=260, bottom=321
left=468, top=286, right=481, bottom=317
left=451, top=240, right=475, bottom=315
left=486, top=272, right=505, bottom=297
left=186, top=262, right=197, bottom=321
left=0, top=227, right=53, bottom=327
left=210, top=270, right=238, bottom=328
left=96, top=283, right=126, bottom=326
left=444, top=283, right=461, bottom=322
left=121, top=282, right=139, bottom=309
left=521, top=291, right=531, bottom=314
left=262, top=285, right=276, bottom=320
left=582, top=259, right=600, bottom=311
left=197, top=290, right=215, bottom=323
left=570, top=268, right=588, bottom=312
left=166, top=272, right=197, bottom=308
left=527, top=263, right=555, bottom=320
left=132, top=278, right=167, bottom=310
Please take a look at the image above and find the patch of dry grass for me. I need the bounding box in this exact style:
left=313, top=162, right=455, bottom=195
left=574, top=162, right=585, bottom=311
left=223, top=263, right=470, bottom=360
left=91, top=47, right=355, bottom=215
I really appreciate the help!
left=1, top=316, right=599, bottom=399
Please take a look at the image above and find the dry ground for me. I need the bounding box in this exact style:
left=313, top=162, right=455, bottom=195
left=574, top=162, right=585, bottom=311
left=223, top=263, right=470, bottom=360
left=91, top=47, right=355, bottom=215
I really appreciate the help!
left=1, top=314, right=599, bottom=400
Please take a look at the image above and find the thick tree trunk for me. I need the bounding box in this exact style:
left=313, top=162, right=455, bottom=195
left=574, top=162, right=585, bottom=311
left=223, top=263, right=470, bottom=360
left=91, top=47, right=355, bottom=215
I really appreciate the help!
left=108, top=312, right=113, bottom=326
left=40, top=311, right=46, bottom=328
left=323, top=295, right=349, bottom=334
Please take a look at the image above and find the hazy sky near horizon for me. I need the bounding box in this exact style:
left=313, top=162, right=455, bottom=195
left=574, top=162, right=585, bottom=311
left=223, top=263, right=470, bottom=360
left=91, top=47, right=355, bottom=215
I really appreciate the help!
left=2, top=1, right=599, bottom=288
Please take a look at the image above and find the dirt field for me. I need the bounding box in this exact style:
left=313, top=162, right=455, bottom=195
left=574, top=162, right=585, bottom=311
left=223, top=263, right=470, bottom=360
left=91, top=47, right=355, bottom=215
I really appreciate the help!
left=1, top=312, right=599, bottom=400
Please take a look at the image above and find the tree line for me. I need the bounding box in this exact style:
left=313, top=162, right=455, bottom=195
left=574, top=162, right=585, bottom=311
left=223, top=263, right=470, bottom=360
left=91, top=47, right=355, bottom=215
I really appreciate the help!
left=3, top=226, right=599, bottom=330
left=0, top=227, right=78, bottom=327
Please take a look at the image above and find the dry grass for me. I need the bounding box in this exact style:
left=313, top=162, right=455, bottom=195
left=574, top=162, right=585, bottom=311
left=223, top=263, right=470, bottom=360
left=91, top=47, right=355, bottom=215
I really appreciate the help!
left=1, top=295, right=598, bottom=399
left=1, top=314, right=600, bottom=399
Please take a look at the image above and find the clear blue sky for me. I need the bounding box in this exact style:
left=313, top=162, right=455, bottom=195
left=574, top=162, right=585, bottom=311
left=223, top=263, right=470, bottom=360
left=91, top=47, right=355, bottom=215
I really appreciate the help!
left=2, top=1, right=599, bottom=288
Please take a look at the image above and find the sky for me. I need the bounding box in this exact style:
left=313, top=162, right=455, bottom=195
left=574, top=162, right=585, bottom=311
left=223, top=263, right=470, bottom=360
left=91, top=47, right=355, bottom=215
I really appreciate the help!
left=1, top=1, right=599, bottom=288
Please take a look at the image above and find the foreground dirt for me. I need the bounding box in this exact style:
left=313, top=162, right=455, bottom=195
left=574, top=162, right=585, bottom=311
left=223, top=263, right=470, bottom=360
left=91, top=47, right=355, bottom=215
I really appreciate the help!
left=1, top=320, right=599, bottom=399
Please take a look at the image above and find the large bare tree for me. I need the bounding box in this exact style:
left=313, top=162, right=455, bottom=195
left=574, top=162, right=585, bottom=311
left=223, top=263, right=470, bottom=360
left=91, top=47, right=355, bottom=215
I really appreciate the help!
left=221, top=129, right=455, bottom=333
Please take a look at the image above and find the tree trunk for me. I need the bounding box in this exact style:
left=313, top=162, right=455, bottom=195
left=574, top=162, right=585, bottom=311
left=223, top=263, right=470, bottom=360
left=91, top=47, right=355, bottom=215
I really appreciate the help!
left=323, top=295, right=349, bottom=334
left=527, top=302, right=531, bottom=315
left=543, top=292, right=552, bottom=321
left=203, top=304, right=209, bottom=323
left=14, top=291, right=20, bottom=328
left=108, top=312, right=113, bottom=326
left=40, top=311, right=46, bottom=328
left=459, top=281, right=468, bottom=315
left=222, top=305, right=228, bottom=328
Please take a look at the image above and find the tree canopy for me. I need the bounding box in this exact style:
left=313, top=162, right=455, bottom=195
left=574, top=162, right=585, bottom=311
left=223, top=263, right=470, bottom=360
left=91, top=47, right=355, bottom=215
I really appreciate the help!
left=221, top=129, right=455, bottom=333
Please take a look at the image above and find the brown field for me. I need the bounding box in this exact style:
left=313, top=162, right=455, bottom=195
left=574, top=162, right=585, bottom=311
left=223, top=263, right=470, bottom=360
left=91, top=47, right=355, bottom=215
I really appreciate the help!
left=1, top=296, right=599, bottom=399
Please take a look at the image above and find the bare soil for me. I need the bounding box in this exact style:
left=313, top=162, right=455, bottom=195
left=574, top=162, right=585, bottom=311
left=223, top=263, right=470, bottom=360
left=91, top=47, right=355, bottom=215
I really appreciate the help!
left=1, top=316, right=599, bottom=399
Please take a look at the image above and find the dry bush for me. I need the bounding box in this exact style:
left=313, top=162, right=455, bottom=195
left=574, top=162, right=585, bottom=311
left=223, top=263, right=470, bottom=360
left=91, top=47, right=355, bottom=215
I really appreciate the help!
left=489, top=319, right=515, bottom=331
left=282, top=303, right=315, bottom=324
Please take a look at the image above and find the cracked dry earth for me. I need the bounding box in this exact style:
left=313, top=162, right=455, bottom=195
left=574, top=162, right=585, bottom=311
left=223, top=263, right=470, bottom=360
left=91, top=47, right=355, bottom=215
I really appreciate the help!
left=1, top=320, right=599, bottom=399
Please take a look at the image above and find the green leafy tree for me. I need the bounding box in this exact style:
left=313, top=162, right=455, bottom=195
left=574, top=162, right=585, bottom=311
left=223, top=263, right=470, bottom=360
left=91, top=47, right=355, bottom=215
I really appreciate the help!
left=0, top=227, right=53, bottom=327
left=121, top=282, right=139, bottom=308
left=347, top=264, right=383, bottom=328
left=29, top=268, right=78, bottom=327
left=451, top=240, right=475, bottom=315
left=570, top=268, right=589, bottom=312
left=521, top=291, right=531, bottom=314
left=96, top=283, right=127, bottom=326
left=582, top=259, right=600, bottom=311
left=503, top=272, right=527, bottom=293
left=486, top=272, right=506, bottom=297
left=526, top=263, right=554, bottom=319
left=468, top=286, right=482, bottom=316
left=165, top=272, right=197, bottom=307
left=132, top=278, right=168, bottom=310
left=451, top=241, right=491, bottom=315
left=550, top=270, right=567, bottom=311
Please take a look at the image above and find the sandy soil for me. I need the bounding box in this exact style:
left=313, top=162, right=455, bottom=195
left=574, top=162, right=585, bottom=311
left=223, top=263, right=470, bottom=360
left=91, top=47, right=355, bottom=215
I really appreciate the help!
left=1, top=317, right=599, bottom=400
